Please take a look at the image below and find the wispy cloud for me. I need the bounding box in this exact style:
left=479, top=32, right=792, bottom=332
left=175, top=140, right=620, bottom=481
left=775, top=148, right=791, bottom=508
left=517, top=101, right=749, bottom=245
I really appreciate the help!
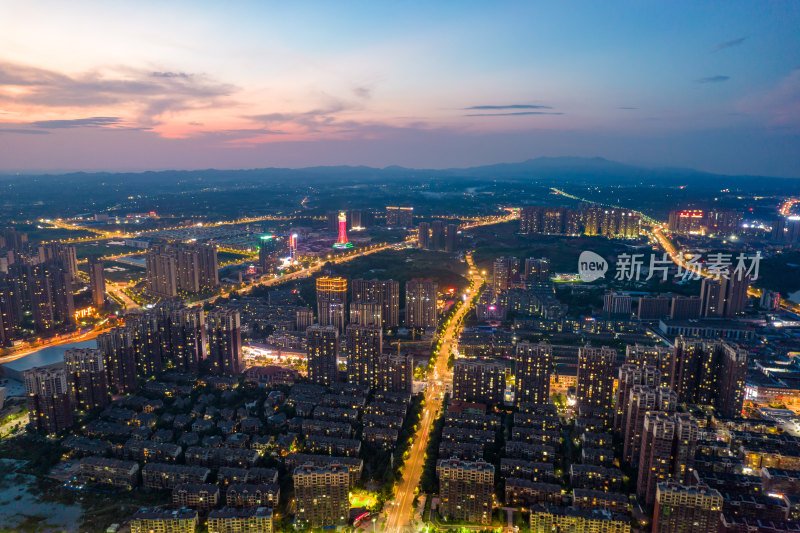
left=0, top=128, right=50, bottom=135
left=618, top=106, right=638, bottom=110
left=352, top=86, right=372, bottom=99
left=31, top=116, right=120, bottom=128
left=696, top=75, right=730, bottom=84
left=712, top=36, right=747, bottom=53
left=464, top=104, right=552, bottom=110
left=465, top=111, right=564, bottom=117
left=0, top=61, right=236, bottom=125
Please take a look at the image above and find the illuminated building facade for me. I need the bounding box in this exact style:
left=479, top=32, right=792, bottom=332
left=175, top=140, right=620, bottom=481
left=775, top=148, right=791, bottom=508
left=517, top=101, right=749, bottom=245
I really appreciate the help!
left=332, top=211, right=353, bottom=249
left=576, top=345, right=617, bottom=420
left=316, top=277, right=347, bottom=332
left=653, top=481, right=722, bottom=533
left=24, top=363, right=72, bottom=435
left=405, top=279, right=438, bottom=329
left=97, top=327, right=138, bottom=393
left=207, top=308, right=243, bottom=376
left=306, top=325, right=339, bottom=387
left=293, top=463, right=350, bottom=529
left=346, top=324, right=382, bottom=389
left=515, top=341, right=552, bottom=406
left=64, top=348, right=109, bottom=411
left=437, top=458, right=495, bottom=525
left=386, top=206, right=413, bottom=227
left=453, top=358, right=506, bottom=406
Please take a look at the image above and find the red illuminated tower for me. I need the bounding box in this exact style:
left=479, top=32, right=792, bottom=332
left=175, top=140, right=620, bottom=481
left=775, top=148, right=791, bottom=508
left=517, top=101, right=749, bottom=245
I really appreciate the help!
left=333, top=212, right=353, bottom=249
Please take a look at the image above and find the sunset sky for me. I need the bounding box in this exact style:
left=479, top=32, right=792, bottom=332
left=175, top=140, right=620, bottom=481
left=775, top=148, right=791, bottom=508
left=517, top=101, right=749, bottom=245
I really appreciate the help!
left=1, top=1, right=799, bottom=176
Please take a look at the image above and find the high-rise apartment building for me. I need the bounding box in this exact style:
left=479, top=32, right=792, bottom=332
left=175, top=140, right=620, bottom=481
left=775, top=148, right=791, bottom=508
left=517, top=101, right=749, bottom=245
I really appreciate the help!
left=345, top=324, right=382, bottom=389
left=417, top=222, right=430, bottom=249
left=88, top=259, right=106, bottom=308
left=437, top=458, right=495, bottom=525
left=386, top=206, right=414, bottom=227
left=146, top=242, right=219, bottom=297
left=97, top=327, right=138, bottom=393
left=296, top=308, right=314, bottom=332
left=492, top=257, right=520, bottom=298
left=576, top=345, right=617, bottom=420
left=637, top=412, right=699, bottom=509
left=376, top=352, right=413, bottom=393
left=621, top=385, right=676, bottom=466
left=24, top=364, right=72, bottom=435
left=670, top=295, right=702, bottom=320
left=673, top=339, right=747, bottom=417
left=207, top=308, right=243, bottom=376
left=515, top=341, right=552, bottom=406
left=431, top=220, right=445, bottom=251
left=164, top=306, right=207, bottom=373
left=700, top=272, right=750, bottom=318
left=524, top=257, right=551, bottom=282
left=613, top=363, right=661, bottom=429
left=637, top=296, right=670, bottom=320
left=445, top=223, right=458, bottom=252
left=653, top=481, right=722, bottom=533
left=351, top=278, right=399, bottom=328
left=668, top=210, right=705, bottom=234
left=603, top=291, right=632, bottom=316
left=306, top=325, right=339, bottom=387
left=453, top=358, right=506, bottom=406
left=405, top=279, right=438, bottom=329
left=64, top=348, right=109, bottom=411
left=37, top=243, right=79, bottom=282
left=293, top=463, right=350, bottom=529
left=316, top=277, right=347, bottom=332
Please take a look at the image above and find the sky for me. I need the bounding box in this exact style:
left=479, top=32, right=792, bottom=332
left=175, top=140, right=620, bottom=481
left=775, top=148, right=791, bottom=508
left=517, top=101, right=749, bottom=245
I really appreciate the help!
left=0, top=1, right=799, bottom=176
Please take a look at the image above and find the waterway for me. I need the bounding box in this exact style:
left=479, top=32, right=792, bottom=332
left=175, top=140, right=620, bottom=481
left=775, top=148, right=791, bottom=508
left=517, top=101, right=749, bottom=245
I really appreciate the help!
left=1, top=340, right=97, bottom=382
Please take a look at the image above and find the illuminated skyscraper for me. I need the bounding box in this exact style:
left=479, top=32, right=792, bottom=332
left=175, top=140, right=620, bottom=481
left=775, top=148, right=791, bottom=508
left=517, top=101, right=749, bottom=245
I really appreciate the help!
left=386, top=206, right=413, bottom=227
left=346, top=324, right=382, bottom=389
left=453, top=358, right=506, bottom=406
left=307, top=325, right=339, bottom=387
left=64, top=348, right=109, bottom=411
left=207, top=308, right=243, bottom=376
left=417, top=222, right=430, bottom=249
left=515, top=341, right=552, bottom=406
left=405, top=279, right=438, bottom=329
left=97, top=327, right=137, bottom=393
left=88, top=259, right=106, bottom=308
left=637, top=412, right=698, bottom=509
left=576, top=345, right=616, bottom=421
left=437, top=458, right=495, bottom=525
left=316, top=277, right=347, bottom=332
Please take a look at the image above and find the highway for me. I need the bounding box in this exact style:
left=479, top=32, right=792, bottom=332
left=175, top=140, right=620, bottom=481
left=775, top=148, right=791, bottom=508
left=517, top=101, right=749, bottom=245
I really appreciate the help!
left=383, top=252, right=484, bottom=533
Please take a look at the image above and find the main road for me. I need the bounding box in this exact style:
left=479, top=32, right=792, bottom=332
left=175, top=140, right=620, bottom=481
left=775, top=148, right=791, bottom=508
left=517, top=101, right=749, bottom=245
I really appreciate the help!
left=384, top=252, right=484, bottom=533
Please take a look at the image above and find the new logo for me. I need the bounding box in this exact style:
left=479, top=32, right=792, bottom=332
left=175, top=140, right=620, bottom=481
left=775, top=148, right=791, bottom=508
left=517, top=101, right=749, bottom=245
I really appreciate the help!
left=578, top=251, right=608, bottom=282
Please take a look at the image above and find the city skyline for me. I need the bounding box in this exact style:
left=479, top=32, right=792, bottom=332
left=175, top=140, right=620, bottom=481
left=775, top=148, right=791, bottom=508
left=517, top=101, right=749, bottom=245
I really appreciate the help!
left=0, top=1, right=798, bottom=176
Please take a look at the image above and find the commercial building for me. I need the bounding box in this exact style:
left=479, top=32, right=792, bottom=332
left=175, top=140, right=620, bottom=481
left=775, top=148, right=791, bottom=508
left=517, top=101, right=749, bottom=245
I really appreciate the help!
left=437, top=458, right=495, bottom=525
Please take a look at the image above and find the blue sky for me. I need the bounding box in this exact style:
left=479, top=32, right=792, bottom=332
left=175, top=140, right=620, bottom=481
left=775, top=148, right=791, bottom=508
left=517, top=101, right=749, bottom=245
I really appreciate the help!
left=0, top=0, right=798, bottom=176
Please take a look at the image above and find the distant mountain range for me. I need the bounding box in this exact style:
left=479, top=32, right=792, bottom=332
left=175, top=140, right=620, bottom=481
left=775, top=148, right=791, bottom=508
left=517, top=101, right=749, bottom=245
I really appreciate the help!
left=2, top=156, right=798, bottom=190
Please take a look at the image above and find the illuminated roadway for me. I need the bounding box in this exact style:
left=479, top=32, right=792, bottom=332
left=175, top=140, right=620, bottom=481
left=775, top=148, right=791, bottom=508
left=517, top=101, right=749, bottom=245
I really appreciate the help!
left=384, top=252, right=484, bottom=533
